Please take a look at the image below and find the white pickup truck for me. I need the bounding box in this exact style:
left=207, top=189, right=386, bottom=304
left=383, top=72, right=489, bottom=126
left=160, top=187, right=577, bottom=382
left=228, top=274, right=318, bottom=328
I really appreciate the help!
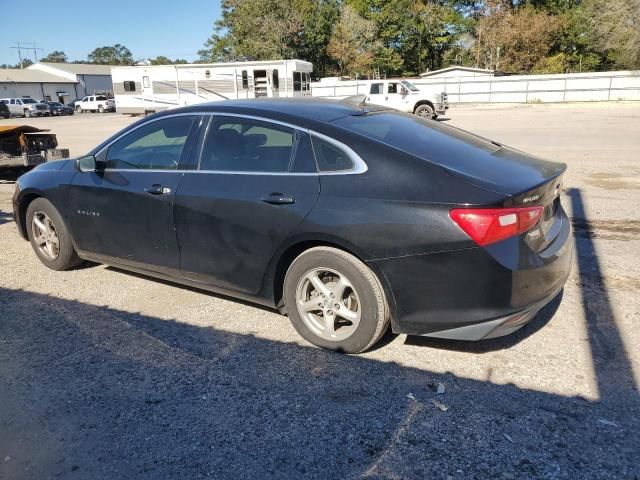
left=365, top=80, right=448, bottom=119
left=312, top=78, right=449, bottom=119
left=74, top=95, right=116, bottom=113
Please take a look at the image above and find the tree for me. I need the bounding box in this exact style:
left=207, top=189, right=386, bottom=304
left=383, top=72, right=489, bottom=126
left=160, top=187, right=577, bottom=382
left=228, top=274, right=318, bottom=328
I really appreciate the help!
left=581, top=0, right=640, bottom=69
left=150, top=56, right=174, bottom=65
left=327, top=4, right=378, bottom=77
left=87, top=44, right=134, bottom=65
left=40, top=51, right=68, bottom=63
left=199, top=0, right=309, bottom=61
left=476, top=1, right=562, bottom=73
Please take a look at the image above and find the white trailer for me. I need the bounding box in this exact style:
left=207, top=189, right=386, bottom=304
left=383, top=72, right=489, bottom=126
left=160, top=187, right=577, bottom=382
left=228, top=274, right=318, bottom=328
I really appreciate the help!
left=111, top=59, right=313, bottom=115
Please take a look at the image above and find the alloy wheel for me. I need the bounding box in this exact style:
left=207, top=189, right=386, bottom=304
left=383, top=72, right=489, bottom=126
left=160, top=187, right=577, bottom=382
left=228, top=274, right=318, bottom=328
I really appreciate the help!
left=295, top=267, right=361, bottom=341
left=31, top=211, right=60, bottom=260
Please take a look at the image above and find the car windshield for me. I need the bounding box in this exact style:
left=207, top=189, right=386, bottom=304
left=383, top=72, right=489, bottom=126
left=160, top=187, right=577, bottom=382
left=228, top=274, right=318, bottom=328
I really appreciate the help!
left=49, top=102, right=63, bottom=106
left=22, top=98, right=38, bottom=104
left=401, top=81, right=420, bottom=92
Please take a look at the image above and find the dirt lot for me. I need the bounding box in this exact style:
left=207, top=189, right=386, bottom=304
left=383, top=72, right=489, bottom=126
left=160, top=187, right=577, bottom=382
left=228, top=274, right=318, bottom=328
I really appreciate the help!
left=1, top=104, right=639, bottom=479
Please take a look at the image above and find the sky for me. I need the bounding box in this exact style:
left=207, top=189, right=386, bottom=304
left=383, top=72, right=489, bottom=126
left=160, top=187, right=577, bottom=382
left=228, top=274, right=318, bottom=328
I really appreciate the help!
left=0, top=0, right=221, bottom=65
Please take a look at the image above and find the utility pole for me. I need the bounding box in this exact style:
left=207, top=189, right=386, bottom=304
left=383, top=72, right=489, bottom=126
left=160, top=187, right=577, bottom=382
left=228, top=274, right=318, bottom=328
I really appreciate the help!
left=10, top=42, right=43, bottom=68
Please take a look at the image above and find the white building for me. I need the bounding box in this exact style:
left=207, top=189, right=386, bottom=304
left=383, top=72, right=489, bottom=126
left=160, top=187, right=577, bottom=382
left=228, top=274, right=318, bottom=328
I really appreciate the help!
left=0, top=63, right=114, bottom=104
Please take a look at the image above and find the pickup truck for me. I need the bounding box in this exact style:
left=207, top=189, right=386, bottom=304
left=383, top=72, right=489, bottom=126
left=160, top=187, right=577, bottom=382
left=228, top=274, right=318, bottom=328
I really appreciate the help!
left=365, top=80, right=448, bottom=119
left=0, top=98, right=51, bottom=118
left=74, top=95, right=116, bottom=113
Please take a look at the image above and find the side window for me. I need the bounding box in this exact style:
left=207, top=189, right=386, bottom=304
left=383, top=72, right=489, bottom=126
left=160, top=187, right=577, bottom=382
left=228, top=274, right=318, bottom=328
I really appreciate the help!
left=293, top=72, right=302, bottom=92
left=105, top=116, right=195, bottom=170
left=370, top=83, right=383, bottom=95
left=311, top=136, right=354, bottom=172
left=200, top=116, right=294, bottom=173
left=16, top=99, right=22, bottom=105
left=143, top=76, right=150, bottom=88
left=10, top=99, right=16, bottom=105
left=123, top=81, right=136, bottom=92
left=272, top=69, right=279, bottom=89
left=241, top=70, right=248, bottom=89
left=388, top=83, right=399, bottom=94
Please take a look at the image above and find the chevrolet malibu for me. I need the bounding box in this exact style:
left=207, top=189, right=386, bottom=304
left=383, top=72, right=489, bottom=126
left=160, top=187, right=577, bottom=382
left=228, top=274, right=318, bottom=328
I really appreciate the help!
left=12, top=99, right=572, bottom=353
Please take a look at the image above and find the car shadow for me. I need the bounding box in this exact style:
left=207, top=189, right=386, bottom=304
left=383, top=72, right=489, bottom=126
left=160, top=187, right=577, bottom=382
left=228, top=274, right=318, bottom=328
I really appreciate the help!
left=0, top=287, right=637, bottom=479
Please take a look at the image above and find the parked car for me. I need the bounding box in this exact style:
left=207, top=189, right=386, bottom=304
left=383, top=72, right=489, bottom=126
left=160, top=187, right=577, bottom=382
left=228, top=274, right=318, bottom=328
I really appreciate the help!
left=0, top=98, right=50, bottom=117
left=43, top=102, right=74, bottom=116
left=0, top=101, right=9, bottom=119
left=12, top=98, right=572, bottom=353
left=74, top=95, right=115, bottom=113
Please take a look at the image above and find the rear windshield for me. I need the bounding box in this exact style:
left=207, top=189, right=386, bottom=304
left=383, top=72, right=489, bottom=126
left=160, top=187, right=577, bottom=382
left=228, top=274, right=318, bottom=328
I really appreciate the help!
left=333, top=112, right=500, bottom=162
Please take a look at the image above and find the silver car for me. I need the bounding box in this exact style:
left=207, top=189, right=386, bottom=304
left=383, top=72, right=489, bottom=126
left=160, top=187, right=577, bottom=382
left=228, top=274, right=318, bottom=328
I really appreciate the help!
left=0, top=98, right=51, bottom=118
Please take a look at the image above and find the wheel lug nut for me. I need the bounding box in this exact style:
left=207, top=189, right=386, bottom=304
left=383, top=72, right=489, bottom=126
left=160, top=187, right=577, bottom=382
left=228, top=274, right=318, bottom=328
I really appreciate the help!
left=335, top=304, right=340, bottom=309
left=330, top=293, right=335, bottom=298
left=327, top=310, right=333, bottom=315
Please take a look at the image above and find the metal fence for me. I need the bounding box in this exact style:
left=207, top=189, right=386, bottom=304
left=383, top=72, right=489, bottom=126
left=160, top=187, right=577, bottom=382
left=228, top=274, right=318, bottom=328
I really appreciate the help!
left=413, top=70, right=640, bottom=104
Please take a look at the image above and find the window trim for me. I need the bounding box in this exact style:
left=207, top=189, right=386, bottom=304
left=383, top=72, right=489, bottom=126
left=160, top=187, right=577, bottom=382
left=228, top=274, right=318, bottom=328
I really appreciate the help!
left=94, top=112, right=367, bottom=176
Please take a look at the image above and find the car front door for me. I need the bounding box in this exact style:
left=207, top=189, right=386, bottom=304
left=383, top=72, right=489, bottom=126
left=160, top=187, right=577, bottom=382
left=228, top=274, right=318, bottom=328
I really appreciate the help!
left=173, top=114, right=320, bottom=294
left=385, top=81, right=411, bottom=112
left=69, top=114, right=201, bottom=275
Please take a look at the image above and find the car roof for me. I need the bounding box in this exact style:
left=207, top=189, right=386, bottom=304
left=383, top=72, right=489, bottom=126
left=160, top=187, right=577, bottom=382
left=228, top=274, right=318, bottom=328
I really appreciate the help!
left=174, top=97, right=392, bottom=123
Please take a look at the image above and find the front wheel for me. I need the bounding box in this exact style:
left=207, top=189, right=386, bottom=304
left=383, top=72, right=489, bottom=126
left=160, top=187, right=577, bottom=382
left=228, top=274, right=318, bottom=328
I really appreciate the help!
left=414, top=104, right=434, bottom=119
left=76, top=105, right=82, bottom=113
left=26, top=198, right=82, bottom=271
left=284, top=247, right=389, bottom=353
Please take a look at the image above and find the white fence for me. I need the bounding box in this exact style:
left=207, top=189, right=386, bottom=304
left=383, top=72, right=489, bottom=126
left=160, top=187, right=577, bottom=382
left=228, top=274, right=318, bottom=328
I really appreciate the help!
left=412, top=70, right=640, bottom=104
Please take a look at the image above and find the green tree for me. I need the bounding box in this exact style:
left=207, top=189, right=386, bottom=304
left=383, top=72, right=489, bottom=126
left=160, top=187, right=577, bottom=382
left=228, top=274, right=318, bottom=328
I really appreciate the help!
left=199, top=0, right=309, bottom=61
left=327, top=4, right=378, bottom=77
left=88, top=44, right=134, bottom=65
left=150, top=56, right=173, bottom=65
left=40, top=51, right=68, bottom=63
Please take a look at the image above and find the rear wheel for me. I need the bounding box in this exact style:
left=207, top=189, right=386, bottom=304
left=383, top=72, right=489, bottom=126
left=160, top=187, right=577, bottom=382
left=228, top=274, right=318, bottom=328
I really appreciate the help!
left=24, top=109, right=31, bottom=118
left=414, top=103, right=434, bottom=119
left=284, top=247, right=389, bottom=353
left=98, top=105, right=104, bottom=113
left=26, top=198, right=82, bottom=271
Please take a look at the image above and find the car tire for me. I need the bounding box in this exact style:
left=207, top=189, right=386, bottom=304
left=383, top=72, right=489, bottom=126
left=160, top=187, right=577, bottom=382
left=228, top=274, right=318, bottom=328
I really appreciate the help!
left=98, top=105, right=104, bottom=113
left=76, top=105, right=82, bottom=113
left=24, top=109, right=31, bottom=118
left=283, top=247, right=389, bottom=353
left=26, top=198, right=82, bottom=271
left=414, top=103, right=434, bottom=119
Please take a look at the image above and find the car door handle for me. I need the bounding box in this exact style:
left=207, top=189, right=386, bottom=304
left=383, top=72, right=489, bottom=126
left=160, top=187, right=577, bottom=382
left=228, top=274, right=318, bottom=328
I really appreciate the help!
left=144, top=184, right=171, bottom=195
left=261, top=193, right=295, bottom=205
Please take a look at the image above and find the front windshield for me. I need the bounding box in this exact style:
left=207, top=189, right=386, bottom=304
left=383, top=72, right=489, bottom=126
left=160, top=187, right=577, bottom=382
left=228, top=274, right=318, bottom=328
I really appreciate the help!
left=22, top=98, right=37, bottom=104
left=401, top=81, right=419, bottom=92
left=50, top=102, right=63, bottom=106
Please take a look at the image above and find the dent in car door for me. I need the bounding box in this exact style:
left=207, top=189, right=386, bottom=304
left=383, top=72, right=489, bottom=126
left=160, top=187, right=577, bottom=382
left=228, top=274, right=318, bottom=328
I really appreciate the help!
left=174, top=116, right=320, bottom=294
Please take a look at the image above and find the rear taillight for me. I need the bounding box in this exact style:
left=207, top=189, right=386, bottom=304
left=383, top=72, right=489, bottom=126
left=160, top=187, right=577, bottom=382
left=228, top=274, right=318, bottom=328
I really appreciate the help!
left=449, top=206, right=543, bottom=246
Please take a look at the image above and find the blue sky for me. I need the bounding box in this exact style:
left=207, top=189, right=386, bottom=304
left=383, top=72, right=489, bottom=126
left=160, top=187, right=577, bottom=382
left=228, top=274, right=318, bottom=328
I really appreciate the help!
left=1, top=0, right=221, bottom=65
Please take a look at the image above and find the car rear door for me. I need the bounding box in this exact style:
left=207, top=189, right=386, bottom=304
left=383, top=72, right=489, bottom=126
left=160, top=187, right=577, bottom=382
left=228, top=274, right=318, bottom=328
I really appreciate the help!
left=68, top=114, right=202, bottom=275
left=173, top=114, right=320, bottom=294
left=367, top=82, right=386, bottom=107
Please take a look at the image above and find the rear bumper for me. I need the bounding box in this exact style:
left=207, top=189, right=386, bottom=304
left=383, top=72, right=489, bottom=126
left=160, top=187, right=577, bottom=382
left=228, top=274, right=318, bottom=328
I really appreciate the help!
left=369, top=207, right=572, bottom=339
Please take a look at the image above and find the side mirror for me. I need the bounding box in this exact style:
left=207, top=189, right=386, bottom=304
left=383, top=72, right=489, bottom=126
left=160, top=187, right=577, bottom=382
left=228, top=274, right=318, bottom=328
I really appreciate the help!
left=401, top=87, right=408, bottom=95
left=77, top=155, right=106, bottom=172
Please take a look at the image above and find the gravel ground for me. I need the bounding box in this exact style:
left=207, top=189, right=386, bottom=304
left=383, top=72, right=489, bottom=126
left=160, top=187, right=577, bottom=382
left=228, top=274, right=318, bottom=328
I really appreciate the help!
left=1, top=104, right=639, bottom=479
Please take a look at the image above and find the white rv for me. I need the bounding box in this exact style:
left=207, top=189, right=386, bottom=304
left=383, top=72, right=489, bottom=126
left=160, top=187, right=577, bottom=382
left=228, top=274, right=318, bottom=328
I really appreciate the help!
left=311, top=78, right=449, bottom=119
left=111, top=59, right=313, bottom=115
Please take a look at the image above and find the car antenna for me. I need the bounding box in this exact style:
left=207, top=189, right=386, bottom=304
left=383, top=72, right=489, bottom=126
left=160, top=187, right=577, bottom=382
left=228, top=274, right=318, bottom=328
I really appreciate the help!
left=340, top=94, right=367, bottom=108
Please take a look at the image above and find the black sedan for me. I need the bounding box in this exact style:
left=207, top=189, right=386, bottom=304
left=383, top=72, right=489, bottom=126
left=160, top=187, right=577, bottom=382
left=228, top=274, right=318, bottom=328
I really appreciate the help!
left=12, top=99, right=572, bottom=353
left=43, top=101, right=74, bottom=116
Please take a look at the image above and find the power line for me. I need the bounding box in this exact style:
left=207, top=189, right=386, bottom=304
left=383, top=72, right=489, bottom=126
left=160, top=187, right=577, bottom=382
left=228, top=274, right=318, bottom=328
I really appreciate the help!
left=10, top=42, right=44, bottom=68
